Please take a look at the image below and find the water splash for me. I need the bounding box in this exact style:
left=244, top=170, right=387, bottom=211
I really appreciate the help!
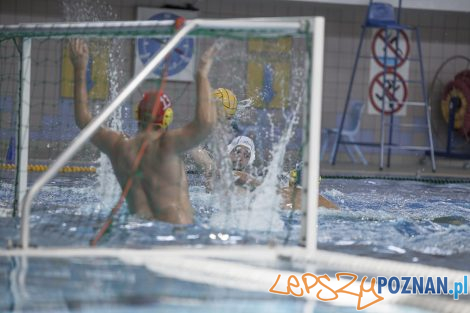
left=210, top=98, right=302, bottom=232
left=62, top=0, right=124, bottom=207
left=245, top=102, right=301, bottom=232
left=208, top=119, right=239, bottom=216
left=207, top=37, right=307, bottom=234
left=62, top=0, right=116, bottom=22
left=97, top=37, right=126, bottom=206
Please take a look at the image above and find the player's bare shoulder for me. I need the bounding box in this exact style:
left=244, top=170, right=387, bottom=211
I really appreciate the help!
left=106, top=133, right=136, bottom=166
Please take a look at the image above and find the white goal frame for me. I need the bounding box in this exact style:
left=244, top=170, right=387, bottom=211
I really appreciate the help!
left=0, top=17, right=324, bottom=251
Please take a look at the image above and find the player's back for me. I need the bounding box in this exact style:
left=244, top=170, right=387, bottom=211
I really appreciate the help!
left=109, top=130, right=193, bottom=224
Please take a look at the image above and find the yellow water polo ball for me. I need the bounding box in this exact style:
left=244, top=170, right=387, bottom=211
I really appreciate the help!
left=212, top=88, right=237, bottom=118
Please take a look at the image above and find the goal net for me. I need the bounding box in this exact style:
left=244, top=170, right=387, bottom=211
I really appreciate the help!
left=0, top=18, right=322, bottom=249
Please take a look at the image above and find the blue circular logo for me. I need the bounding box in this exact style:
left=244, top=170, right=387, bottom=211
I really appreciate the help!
left=137, top=12, right=194, bottom=77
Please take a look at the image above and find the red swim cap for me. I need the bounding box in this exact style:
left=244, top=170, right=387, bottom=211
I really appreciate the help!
left=136, top=91, right=173, bottom=128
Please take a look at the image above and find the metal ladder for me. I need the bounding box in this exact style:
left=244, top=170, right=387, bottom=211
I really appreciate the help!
left=331, top=0, right=436, bottom=171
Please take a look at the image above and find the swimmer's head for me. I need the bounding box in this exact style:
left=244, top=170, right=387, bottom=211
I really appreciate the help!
left=136, top=91, right=173, bottom=130
left=227, top=136, right=255, bottom=170
left=289, top=169, right=301, bottom=187
left=289, top=163, right=303, bottom=187
left=212, top=88, right=237, bottom=119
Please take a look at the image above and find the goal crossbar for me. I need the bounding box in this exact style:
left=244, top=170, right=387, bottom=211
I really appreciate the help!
left=0, top=19, right=304, bottom=39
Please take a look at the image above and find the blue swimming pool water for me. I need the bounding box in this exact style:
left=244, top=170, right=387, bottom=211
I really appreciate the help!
left=0, top=256, right=441, bottom=313
left=318, top=178, right=470, bottom=271
left=1, top=173, right=469, bottom=312
left=1, top=173, right=470, bottom=271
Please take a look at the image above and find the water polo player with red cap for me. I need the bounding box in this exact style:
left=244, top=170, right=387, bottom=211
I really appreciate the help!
left=136, top=91, right=174, bottom=130
left=69, top=38, right=217, bottom=224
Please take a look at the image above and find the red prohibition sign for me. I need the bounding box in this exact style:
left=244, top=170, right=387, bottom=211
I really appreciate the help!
left=371, top=29, right=410, bottom=69
left=369, top=70, right=408, bottom=115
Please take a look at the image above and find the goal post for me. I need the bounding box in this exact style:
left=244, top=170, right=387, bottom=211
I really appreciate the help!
left=0, top=17, right=325, bottom=252
left=16, top=38, right=32, bottom=218
left=304, top=17, right=324, bottom=254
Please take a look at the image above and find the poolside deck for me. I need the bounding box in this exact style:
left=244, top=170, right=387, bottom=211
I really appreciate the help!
left=320, top=158, right=470, bottom=181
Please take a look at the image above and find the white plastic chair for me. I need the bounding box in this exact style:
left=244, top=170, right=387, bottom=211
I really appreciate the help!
left=321, top=101, right=368, bottom=165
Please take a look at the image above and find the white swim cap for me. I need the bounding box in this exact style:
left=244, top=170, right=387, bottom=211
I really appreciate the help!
left=227, top=136, right=255, bottom=165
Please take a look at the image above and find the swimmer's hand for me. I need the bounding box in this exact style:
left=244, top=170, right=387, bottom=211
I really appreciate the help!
left=233, top=171, right=260, bottom=189
left=233, top=170, right=249, bottom=185
left=69, top=39, right=89, bottom=70
left=197, top=45, right=216, bottom=77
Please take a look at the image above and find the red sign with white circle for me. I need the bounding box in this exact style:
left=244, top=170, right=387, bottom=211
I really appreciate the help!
left=371, top=29, right=410, bottom=69
left=369, top=70, right=408, bottom=115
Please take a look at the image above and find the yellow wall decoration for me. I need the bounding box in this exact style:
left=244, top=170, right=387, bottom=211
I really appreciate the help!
left=247, top=37, right=292, bottom=109
left=61, top=46, right=109, bottom=100
left=248, top=37, right=293, bottom=53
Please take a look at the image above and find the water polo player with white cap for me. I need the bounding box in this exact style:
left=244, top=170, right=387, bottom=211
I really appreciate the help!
left=226, top=137, right=338, bottom=208
left=227, top=136, right=255, bottom=171
left=227, top=136, right=261, bottom=189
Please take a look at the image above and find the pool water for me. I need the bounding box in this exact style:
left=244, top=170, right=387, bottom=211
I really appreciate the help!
left=1, top=173, right=469, bottom=312
left=1, top=174, right=470, bottom=271
left=318, top=178, right=470, bottom=271
left=0, top=256, right=440, bottom=313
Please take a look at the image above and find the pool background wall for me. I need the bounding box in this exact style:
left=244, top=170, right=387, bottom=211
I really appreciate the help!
left=1, top=0, right=470, bottom=171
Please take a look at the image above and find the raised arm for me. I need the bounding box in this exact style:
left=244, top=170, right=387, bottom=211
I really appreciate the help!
left=162, top=46, right=217, bottom=153
left=69, top=39, right=122, bottom=155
